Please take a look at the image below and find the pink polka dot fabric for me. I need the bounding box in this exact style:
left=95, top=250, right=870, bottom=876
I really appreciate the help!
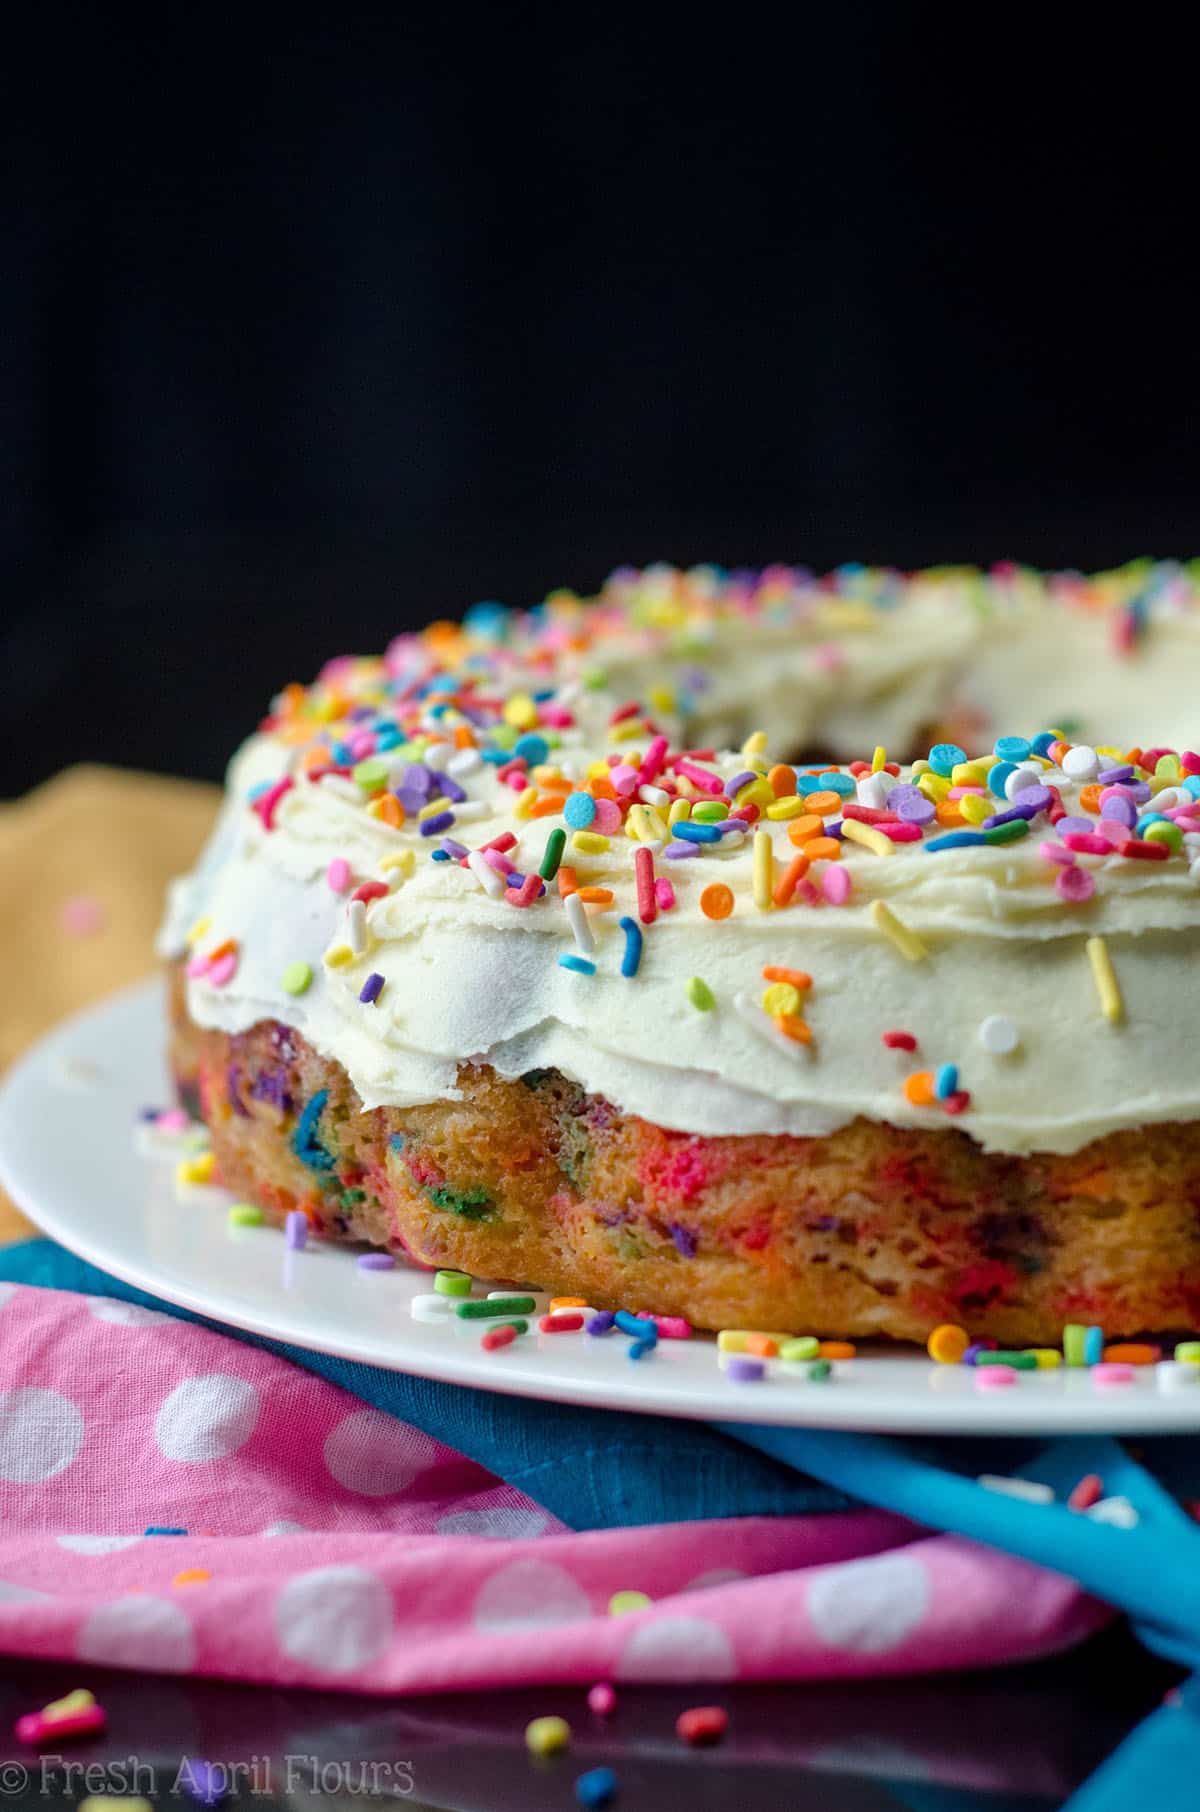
left=0, top=1285, right=1110, bottom=1690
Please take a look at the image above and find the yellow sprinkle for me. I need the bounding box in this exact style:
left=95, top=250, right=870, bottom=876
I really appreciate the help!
left=176, top=1153, right=215, bottom=1186
left=503, top=692, right=537, bottom=729
left=609, top=719, right=643, bottom=743
left=871, top=899, right=928, bottom=962
left=572, top=830, right=610, bottom=855
left=324, top=942, right=355, bottom=968
left=647, top=684, right=676, bottom=714
left=525, top=1715, right=571, bottom=1756
left=766, top=794, right=805, bottom=820
left=185, top=915, right=212, bottom=947
left=1024, top=1349, right=1063, bottom=1369
left=642, top=805, right=669, bottom=840
left=626, top=804, right=655, bottom=841
left=608, top=1589, right=652, bottom=1616
left=911, top=759, right=932, bottom=777
left=417, top=796, right=451, bottom=820
left=513, top=786, right=539, bottom=819
left=172, top=1567, right=212, bottom=1586
left=841, top=818, right=895, bottom=857
left=752, top=829, right=773, bottom=910
left=587, top=760, right=613, bottom=780
left=668, top=797, right=692, bottom=826
left=717, top=1328, right=793, bottom=1352
left=951, top=759, right=995, bottom=786
left=918, top=772, right=950, bottom=801
left=871, top=745, right=887, bottom=773
left=1086, top=935, right=1123, bottom=1024
left=735, top=777, right=775, bottom=810
left=959, top=794, right=991, bottom=825
left=44, top=1689, right=96, bottom=1718
left=380, top=849, right=416, bottom=877
left=741, top=729, right=768, bottom=757
left=763, top=981, right=802, bottom=1016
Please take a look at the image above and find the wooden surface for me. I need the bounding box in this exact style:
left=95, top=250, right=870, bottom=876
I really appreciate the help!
left=0, top=765, right=220, bottom=1242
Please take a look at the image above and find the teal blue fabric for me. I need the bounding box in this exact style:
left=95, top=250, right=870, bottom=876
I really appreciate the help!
left=3, top=1236, right=1198, bottom=1810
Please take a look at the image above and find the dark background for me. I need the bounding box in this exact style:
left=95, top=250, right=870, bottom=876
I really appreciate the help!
left=4, top=9, right=1198, bottom=794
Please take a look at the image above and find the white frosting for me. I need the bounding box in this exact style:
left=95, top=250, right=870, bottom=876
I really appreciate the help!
left=163, top=715, right=1200, bottom=1158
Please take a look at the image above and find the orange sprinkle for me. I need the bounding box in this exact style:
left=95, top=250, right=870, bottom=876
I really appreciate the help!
left=768, top=764, right=797, bottom=797
left=804, top=838, right=843, bottom=862
left=786, top=814, right=825, bottom=846
left=206, top=938, right=237, bottom=965
left=762, top=965, right=812, bottom=988
left=589, top=774, right=619, bottom=802
left=453, top=726, right=477, bottom=748
left=550, top=1296, right=589, bottom=1310
left=773, top=853, right=809, bottom=907
left=903, top=1071, right=936, bottom=1106
left=774, top=1014, right=812, bottom=1044
left=744, top=1333, right=779, bottom=1357
left=934, top=801, right=966, bottom=826
left=172, top=1568, right=211, bottom=1587
left=1079, top=783, right=1104, bottom=814
left=577, top=887, right=614, bottom=904
left=369, top=791, right=404, bottom=827
left=803, top=790, right=842, bottom=815
left=818, top=1340, right=856, bottom=1360
left=700, top=883, right=735, bottom=921
left=1103, top=1343, right=1159, bottom=1365
left=529, top=795, right=566, bottom=818
left=557, top=865, right=579, bottom=898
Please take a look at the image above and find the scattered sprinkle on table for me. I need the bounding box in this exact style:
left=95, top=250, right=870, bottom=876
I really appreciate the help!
left=525, top=1715, right=571, bottom=1756
left=676, top=1705, right=728, bottom=1746
left=357, top=1252, right=396, bottom=1271
left=227, top=1203, right=263, bottom=1227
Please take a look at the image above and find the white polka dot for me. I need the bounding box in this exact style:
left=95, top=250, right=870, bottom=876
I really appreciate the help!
left=87, top=1299, right=174, bottom=1327
left=806, top=1552, right=930, bottom=1654
left=617, top=1615, right=737, bottom=1682
left=473, top=1559, right=591, bottom=1632
left=687, top=1568, right=746, bottom=1591
left=322, top=1410, right=439, bottom=1497
left=0, top=1581, right=53, bottom=1603
left=57, top=1534, right=142, bottom=1555
left=275, top=1567, right=393, bottom=1675
left=262, top=1520, right=308, bottom=1537
left=436, top=1508, right=549, bottom=1540
left=0, top=1387, right=84, bottom=1483
left=154, top=1375, right=260, bottom=1462
left=77, top=1596, right=196, bottom=1672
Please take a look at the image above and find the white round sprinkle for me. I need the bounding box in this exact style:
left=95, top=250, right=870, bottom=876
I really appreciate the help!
left=976, top=1474, right=1053, bottom=1504
left=1061, top=744, right=1100, bottom=782
left=424, top=741, right=451, bottom=771
left=1004, top=764, right=1043, bottom=801
left=1084, top=1495, right=1139, bottom=1529
left=979, top=1014, right=1020, bottom=1056
left=1158, top=1360, right=1200, bottom=1391
left=410, top=1293, right=455, bottom=1323
left=447, top=747, right=483, bottom=778
left=856, top=774, right=891, bottom=810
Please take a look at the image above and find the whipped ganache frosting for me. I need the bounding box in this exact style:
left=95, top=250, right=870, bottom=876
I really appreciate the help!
left=162, top=561, right=1200, bottom=1157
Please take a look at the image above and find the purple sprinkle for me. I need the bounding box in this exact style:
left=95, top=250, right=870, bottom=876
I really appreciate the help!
left=439, top=838, right=469, bottom=858
left=664, top=841, right=700, bottom=858
left=724, top=769, right=759, bottom=799
left=587, top=1311, right=616, bottom=1336
left=251, top=1067, right=292, bottom=1113
left=438, top=774, right=468, bottom=805
left=962, top=1341, right=998, bottom=1366
left=1055, top=815, right=1094, bottom=839
left=670, top=1221, right=698, bottom=1258
left=359, top=971, right=385, bottom=1005
left=400, top=762, right=435, bottom=796
left=396, top=785, right=426, bottom=815
left=1097, top=764, right=1133, bottom=785
left=357, top=1252, right=396, bottom=1271
left=420, top=810, right=455, bottom=836
left=825, top=820, right=844, bottom=840
left=983, top=792, right=1051, bottom=828
left=1100, top=792, right=1138, bottom=828
left=887, top=784, right=936, bottom=826
left=714, top=819, right=749, bottom=837
left=726, top=1356, right=765, bottom=1383
left=285, top=1210, right=308, bottom=1251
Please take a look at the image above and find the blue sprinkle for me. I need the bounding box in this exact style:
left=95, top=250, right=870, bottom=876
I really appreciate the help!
left=924, top=830, right=986, bottom=851
left=144, top=1525, right=187, bottom=1536
left=928, top=742, right=967, bottom=777
left=628, top=1337, right=656, bottom=1361
left=1084, top=1325, right=1105, bottom=1366
left=934, top=1062, right=959, bottom=1100
left=672, top=821, right=721, bottom=843
left=575, top=1765, right=619, bottom=1809
left=1183, top=776, right=1200, bottom=800
left=994, top=735, right=1032, bottom=763
left=817, top=770, right=855, bottom=797
left=615, top=1310, right=657, bottom=1341
left=618, top=915, right=643, bottom=978
left=419, top=811, right=455, bottom=836
left=292, top=1090, right=335, bottom=1170
left=514, top=732, right=549, bottom=766
left=246, top=779, right=273, bottom=802
left=564, top=792, right=597, bottom=829
left=559, top=954, right=596, bottom=975
left=1030, top=731, right=1059, bottom=756
left=988, top=761, right=1017, bottom=798
left=389, top=1133, right=406, bottom=1150
left=430, top=849, right=450, bottom=862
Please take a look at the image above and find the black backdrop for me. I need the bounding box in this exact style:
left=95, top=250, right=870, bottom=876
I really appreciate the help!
left=4, top=8, right=1198, bottom=792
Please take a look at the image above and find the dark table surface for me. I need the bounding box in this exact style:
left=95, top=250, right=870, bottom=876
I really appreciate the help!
left=0, top=1622, right=1176, bottom=1811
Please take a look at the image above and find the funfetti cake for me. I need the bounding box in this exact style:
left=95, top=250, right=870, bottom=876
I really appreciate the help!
left=160, top=562, right=1200, bottom=1346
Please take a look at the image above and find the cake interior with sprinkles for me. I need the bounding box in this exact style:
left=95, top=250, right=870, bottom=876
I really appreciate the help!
left=160, top=562, right=1200, bottom=1349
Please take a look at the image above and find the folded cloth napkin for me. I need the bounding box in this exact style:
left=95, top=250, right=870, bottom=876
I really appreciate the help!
left=2, top=1238, right=1197, bottom=1810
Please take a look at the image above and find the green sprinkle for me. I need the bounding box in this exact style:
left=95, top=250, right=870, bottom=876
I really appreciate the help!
left=808, top=1359, right=833, bottom=1382
left=434, top=1269, right=473, bottom=1297
left=976, top=1350, right=1038, bottom=1369
left=456, top=1295, right=537, bottom=1319
left=692, top=801, right=730, bottom=822
left=1174, top=1341, right=1200, bottom=1363
left=540, top=826, right=566, bottom=881
left=495, top=1318, right=529, bottom=1335
left=982, top=819, right=1030, bottom=845
left=427, top=1184, right=494, bottom=1220
left=352, top=756, right=390, bottom=793
left=608, top=1590, right=652, bottom=1616
left=281, top=960, right=313, bottom=995
left=780, top=1336, right=819, bottom=1362
left=686, top=976, right=716, bottom=1011
left=228, top=1203, right=263, bottom=1227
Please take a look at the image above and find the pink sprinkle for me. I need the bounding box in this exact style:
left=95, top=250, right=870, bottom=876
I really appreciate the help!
left=611, top=765, right=639, bottom=797
left=878, top=821, right=923, bottom=843
left=810, top=642, right=846, bottom=672
left=635, top=846, right=657, bottom=925
left=975, top=1364, right=1018, bottom=1389
left=327, top=858, right=352, bottom=893
left=155, top=1108, right=189, bottom=1132
left=654, top=878, right=676, bottom=911
left=483, top=848, right=517, bottom=874
left=186, top=951, right=211, bottom=979
left=639, top=736, right=669, bottom=784
left=207, top=950, right=239, bottom=988
left=1092, top=1362, right=1134, bottom=1387
left=592, top=797, right=623, bottom=834
left=654, top=1316, right=692, bottom=1339
left=588, top=1683, right=617, bottom=1716
left=1040, top=840, right=1075, bottom=866
left=1062, top=832, right=1111, bottom=856
left=820, top=864, right=852, bottom=905
left=506, top=874, right=542, bottom=907
left=1094, top=819, right=1133, bottom=846
left=797, top=878, right=822, bottom=906
left=348, top=731, right=376, bottom=760
left=61, top=895, right=105, bottom=936
left=1055, top=865, right=1095, bottom=903
left=252, top=776, right=294, bottom=831
left=1068, top=1473, right=1104, bottom=1511
left=675, top=760, right=724, bottom=797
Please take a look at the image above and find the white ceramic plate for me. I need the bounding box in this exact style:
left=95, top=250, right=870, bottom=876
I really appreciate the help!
left=1, top=977, right=1198, bottom=1434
